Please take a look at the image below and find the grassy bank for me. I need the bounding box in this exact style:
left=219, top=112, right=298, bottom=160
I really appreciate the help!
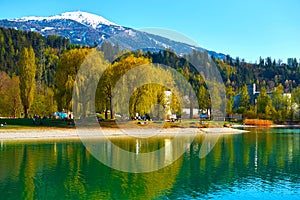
left=0, top=117, right=229, bottom=130
left=0, top=118, right=74, bottom=129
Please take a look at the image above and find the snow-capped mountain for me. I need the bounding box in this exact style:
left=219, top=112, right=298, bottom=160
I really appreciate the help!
left=0, top=11, right=226, bottom=59
left=16, top=11, right=118, bottom=28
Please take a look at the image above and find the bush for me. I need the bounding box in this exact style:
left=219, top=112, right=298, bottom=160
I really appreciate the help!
left=244, top=119, right=272, bottom=126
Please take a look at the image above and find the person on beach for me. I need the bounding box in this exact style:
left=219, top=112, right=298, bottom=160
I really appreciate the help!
left=0, top=122, right=7, bottom=128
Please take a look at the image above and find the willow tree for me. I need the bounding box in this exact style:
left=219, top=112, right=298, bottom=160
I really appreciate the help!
left=127, top=69, right=175, bottom=120
left=55, top=48, right=91, bottom=111
left=73, top=50, right=108, bottom=119
left=96, top=54, right=152, bottom=119
left=19, top=47, right=36, bottom=118
left=96, top=53, right=179, bottom=120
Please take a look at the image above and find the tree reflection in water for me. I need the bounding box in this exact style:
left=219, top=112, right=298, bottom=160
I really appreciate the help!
left=0, top=129, right=299, bottom=199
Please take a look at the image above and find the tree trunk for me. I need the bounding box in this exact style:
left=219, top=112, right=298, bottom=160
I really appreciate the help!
left=13, top=108, right=17, bottom=118
left=190, top=106, right=193, bottom=119
left=81, top=103, right=87, bottom=119
left=110, top=97, right=114, bottom=119
left=189, top=89, right=193, bottom=119
left=24, top=105, right=29, bottom=118
left=105, top=111, right=108, bottom=120
left=157, top=104, right=160, bottom=120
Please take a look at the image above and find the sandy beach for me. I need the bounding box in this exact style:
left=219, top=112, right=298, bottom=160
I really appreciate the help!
left=200, top=127, right=249, bottom=134
left=0, top=127, right=248, bottom=141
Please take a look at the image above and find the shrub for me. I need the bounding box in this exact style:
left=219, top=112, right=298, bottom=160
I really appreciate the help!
left=244, top=119, right=272, bottom=126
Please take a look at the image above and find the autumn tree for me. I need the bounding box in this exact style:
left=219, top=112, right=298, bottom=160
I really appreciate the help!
left=96, top=53, right=181, bottom=120
left=0, top=72, right=22, bottom=117
left=7, top=74, right=22, bottom=117
left=0, top=71, right=10, bottom=116
left=96, top=54, right=151, bottom=119
left=72, top=50, right=108, bottom=119
left=126, top=68, right=176, bottom=120
left=19, top=47, right=36, bottom=118
left=55, top=48, right=91, bottom=111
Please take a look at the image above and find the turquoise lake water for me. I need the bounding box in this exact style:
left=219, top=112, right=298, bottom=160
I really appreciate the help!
left=0, top=128, right=299, bottom=199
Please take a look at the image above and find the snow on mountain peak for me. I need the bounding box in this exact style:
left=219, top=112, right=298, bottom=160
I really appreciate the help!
left=60, top=11, right=118, bottom=27
left=17, top=11, right=118, bottom=28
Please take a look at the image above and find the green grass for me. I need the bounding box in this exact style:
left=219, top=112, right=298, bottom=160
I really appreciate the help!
left=0, top=117, right=227, bottom=130
left=0, top=118, right=74, bottom=129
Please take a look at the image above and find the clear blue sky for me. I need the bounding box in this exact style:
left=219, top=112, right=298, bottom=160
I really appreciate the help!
left=1, top=0, right=299, bottom=62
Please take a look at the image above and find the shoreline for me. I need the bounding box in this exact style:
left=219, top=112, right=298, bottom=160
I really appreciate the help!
left=0, top=127, right=248, bottom=141
left=232, top=124, right=300, bottom=128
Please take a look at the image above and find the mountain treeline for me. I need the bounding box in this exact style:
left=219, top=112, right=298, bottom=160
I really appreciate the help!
left=0, top=28, right=69, bottom=76
left=213, top=55, right=300, bottom=93
left=0, top=27, right=300, bottom=121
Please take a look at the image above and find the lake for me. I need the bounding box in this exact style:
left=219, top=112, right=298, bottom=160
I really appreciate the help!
left=0, top=128, right=299, bottom=199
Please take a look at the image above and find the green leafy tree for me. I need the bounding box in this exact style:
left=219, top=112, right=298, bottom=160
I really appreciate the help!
left=240, top=85, right=250, bottom=108
left=226, top=86, right=235, bottom=114
left=211, top=83, right=223, bottom=111
left=19, top=47, right=36, bottom=118
left=257, top=87, right=274, bottom=119
left=282, top=93, right=292, bottom=121
left=292, top=87, right=300, bottom=105
left=237, top=85, right=250, bottom=115
left=45, top=88, right=57, bottom=116
left=272, top=84, right=284, bottom=110
left=292, top=87, right=300, bottom=120
left=198, top=85, right=210, bottom=114
left=44, top=47, right=59, bottom=86
left=31, top=93, right=47, bottom=117
left=272, top=84, right=285, bottom=121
